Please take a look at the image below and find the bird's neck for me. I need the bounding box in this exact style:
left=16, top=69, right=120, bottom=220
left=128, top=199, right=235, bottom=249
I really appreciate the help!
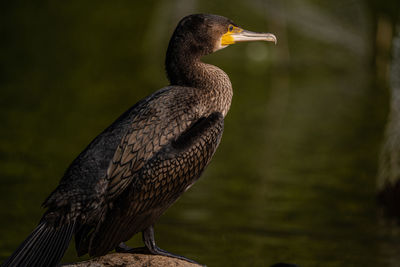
left=166, top=50, right=233, bottom=117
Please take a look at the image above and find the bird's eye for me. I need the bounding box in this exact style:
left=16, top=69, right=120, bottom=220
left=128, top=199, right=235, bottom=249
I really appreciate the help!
left=228, top=25, right=234, bottom=32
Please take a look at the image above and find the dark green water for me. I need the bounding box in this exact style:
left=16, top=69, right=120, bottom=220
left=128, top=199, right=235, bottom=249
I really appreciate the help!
left=1, top=1, right=400, bottom=266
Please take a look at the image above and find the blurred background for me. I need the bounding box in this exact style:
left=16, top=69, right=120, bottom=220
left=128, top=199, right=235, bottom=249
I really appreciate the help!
left=1, top=0, right=400, bottom=266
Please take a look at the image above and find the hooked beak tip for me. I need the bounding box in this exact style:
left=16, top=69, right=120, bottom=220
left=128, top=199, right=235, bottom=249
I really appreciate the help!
left=265, top=33, right=277, bottom=45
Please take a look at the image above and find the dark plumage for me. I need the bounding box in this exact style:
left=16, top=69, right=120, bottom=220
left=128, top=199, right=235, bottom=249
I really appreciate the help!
left=2, top=14, right=276, bottom=266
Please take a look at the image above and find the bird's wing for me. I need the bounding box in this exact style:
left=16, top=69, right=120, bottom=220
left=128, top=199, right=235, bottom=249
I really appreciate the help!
left=104, top=88, right=202, bottom=201
left=129, top=111, right=224, bottom=211
left=43, top=87, right=206, bottom=224
left=85, top=112, right=224, bottom=256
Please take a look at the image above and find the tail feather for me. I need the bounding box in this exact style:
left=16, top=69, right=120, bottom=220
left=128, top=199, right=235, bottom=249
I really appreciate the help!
left=28, top=228, right=57, bottom=266
left=2, top=221, right=75, bottom=267
left=49, top=223, right=75, bottom=266
left=3, top=223, right=46, bottom=266
left=50, top=230, right=66, bottom=265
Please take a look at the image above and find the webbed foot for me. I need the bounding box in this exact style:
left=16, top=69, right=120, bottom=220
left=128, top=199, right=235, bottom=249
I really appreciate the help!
left=116, top=225, right=205, bottom=266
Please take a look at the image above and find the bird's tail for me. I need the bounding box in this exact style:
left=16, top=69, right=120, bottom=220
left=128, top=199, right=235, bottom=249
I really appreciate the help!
left=1, top=221, right=75, bottom=267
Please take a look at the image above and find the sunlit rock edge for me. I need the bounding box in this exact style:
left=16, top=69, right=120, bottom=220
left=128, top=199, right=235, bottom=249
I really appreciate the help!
left=61, top=253, right=202, bottom=267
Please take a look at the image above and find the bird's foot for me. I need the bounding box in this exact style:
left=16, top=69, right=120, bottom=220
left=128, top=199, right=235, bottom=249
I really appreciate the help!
left=116, top=242, right=205, bottom=266
left=146, top=243, right=205, bottom=266
left=115, top=242, right=149, bottom=254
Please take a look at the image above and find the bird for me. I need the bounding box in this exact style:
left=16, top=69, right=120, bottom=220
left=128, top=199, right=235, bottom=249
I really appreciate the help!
left=2, top=13, right=276, bottom=267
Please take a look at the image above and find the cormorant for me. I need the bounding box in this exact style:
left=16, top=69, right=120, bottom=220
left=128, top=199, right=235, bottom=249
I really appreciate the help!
left=2, top=14, right=276, bottom=266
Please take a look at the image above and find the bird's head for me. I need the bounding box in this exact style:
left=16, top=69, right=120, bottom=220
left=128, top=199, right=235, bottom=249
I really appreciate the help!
left=168, top=14, right=277, bottom=57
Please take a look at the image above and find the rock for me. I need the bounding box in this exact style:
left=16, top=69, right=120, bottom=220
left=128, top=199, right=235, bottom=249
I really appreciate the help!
left=61, top=253, right=202, bottom=267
